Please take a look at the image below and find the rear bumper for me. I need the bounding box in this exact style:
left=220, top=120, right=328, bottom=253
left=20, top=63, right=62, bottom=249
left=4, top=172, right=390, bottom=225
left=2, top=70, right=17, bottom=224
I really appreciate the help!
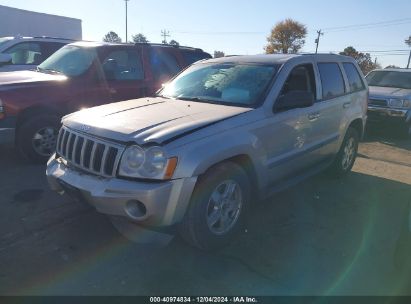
left=0, top=116, right=16, bottom=145
left=46, top=156, right=197, bottom=226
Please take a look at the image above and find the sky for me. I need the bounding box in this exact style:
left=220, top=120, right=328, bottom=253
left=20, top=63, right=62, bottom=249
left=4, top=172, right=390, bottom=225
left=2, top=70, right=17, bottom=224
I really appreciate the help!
left=1, top=0, right=410, bottom=67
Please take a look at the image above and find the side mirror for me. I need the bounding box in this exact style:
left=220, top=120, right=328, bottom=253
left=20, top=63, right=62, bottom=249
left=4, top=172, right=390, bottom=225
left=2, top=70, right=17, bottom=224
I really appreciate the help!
left=0, top=53, right=12, bottom=66
left=274, top=90, right=314, bottom=112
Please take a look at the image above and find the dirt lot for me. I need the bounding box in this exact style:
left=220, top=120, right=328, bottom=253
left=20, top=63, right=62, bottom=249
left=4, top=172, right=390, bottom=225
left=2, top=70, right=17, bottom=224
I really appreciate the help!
left=0, top=127, right=410, bottom=296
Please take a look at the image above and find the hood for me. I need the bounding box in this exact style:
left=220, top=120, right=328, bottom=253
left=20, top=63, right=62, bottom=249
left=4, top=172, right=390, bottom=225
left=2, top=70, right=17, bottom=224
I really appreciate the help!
left=369, top=86, right=411, bottom=99
left=63, top=97, right=252, bottom=145
left=0, top=70, right=67, bottom=86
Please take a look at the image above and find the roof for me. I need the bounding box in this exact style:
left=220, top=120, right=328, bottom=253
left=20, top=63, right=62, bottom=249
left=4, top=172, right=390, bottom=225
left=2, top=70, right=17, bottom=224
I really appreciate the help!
left=69, top=41, right=206, bottom=53
left=372, top=68, right=411, bottom=73
left=204, top=53, right=355, bottom=65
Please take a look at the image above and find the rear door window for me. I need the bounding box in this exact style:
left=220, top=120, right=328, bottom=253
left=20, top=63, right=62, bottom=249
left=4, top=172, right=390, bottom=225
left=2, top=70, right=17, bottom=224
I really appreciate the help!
left=318, top=63, right=345, bottom=100
left=5, top=42, right=42, bottom=65
left=343, top=63, right=365, bottom=92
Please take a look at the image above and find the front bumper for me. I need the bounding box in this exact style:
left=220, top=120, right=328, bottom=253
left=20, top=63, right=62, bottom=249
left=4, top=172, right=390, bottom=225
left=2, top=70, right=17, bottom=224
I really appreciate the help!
left=0, top=116, right=16, bottom=145
left=46, top=156, right=197, bottom=226
left=367, top=106, right=409, bottom=123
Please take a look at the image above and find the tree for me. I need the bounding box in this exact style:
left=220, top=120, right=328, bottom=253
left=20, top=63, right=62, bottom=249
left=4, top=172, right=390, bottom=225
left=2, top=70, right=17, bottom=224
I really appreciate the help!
left=132, top=33, right=149, bottom=43
left=385, top=65, right=400, bottom=69
left=103, top=31, right=122, bottom=43
left=169, top=40, right=180, bottom=47
left=340, top=46, right=381, bottom=74
left=265, top=19, right=307, bottom=54
left=214, top=51, right=225, bottom=58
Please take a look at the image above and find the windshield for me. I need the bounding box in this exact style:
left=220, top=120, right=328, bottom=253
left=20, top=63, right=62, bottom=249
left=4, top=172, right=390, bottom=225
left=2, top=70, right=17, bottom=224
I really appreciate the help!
left=366, top=70, right=411, bottom=90
left=38, top=45, right=97, bottom=77
left=0, top=37, right=12, bottom=48
left=160, top=63, right=278, bottom=107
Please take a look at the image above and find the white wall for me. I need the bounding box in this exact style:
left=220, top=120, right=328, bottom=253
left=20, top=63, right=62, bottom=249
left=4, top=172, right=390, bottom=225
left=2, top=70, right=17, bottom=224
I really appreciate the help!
left=0, top=5, right=82, bottom=40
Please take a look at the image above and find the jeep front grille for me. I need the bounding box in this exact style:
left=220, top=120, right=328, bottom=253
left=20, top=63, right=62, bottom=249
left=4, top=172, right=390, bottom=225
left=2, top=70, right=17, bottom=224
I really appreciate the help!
left=56, top=126, right=124, bottom=177
left=369, top=98, right=388, bottom=107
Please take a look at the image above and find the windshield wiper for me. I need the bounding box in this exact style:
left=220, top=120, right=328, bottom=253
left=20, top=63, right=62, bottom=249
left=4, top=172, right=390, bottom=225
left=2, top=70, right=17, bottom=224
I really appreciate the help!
left=36, top=67, right=64, bottom=75
left=156, top=94, right=173, bottom=99
left=175, top=96, right=218, bottom=104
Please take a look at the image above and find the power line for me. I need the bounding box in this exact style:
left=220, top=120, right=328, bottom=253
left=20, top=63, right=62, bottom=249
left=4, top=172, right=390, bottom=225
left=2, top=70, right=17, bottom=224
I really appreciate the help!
left=323, top=20, right=411, bottom=33
left=322, top=17, right=411, bottom=32
left=360, top=49, right=409, bottom=52
left=173, top=30, right=266, bottom=35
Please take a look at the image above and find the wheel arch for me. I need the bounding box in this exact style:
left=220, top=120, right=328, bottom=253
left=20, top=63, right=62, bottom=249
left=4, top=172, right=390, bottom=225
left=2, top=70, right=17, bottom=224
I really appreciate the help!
left=16, top=105, right=62, bottom=131
left=197, top=153, right=260, bottom=198
left=347, top=118, right=364, bottom=139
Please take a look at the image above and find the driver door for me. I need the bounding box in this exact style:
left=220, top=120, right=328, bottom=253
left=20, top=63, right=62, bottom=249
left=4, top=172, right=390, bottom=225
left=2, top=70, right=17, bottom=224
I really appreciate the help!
left=99, top=48, right=148, bottom=103
left=262, top=64, right=319, bottom=184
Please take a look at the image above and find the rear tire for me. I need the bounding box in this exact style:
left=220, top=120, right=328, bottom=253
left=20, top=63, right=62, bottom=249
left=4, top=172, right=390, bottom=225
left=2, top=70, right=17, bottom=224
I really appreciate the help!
left=17, top=115, right=60, bottom=163
left=329, top=127, right=359, bottom=177
left=179, top=162, right=250, bottom=251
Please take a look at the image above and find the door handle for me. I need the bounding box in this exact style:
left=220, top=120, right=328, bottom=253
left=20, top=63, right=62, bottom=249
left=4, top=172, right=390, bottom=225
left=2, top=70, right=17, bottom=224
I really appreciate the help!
left=343, top=102, right=351, bottom=109
left=109, top=87, right=117, bottom=95
left=308, top=112, right=320, bottom=121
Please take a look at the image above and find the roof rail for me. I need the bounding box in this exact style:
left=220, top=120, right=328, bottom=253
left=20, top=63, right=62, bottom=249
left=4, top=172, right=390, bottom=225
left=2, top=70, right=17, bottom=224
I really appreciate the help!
left=32, top=36, right=76, bottom=41
left=133, top=42, right=204, bottom=52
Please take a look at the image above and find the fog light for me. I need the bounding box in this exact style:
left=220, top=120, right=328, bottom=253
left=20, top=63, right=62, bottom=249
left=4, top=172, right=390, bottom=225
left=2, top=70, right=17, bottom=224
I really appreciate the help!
left=125, top=200, right=147, bottom=219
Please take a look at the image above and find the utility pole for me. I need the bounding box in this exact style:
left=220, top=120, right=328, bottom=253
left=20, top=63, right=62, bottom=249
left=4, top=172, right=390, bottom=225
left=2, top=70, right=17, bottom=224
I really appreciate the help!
left=315, top=30, right=323, bottom=54
left=405, top=36, right=411, bottom=68
left=161, top=29, right=170, bottom=44
left=124, top=0, right=130, bottom=43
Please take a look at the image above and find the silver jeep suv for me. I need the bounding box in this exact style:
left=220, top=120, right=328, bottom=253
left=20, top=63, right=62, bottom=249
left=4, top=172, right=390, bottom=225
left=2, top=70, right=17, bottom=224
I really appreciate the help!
left=47, top=54, right=368, bottom=249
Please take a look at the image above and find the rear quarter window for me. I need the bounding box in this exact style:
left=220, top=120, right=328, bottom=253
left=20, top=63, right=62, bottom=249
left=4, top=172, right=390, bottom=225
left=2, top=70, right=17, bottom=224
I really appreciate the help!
left=343, top=62, right=365, bottom=92
left=318, top=63, right=346, bottom=100
left=180, top=50, right=211, bottom=65
left=149, top=48, right=181, bottom=82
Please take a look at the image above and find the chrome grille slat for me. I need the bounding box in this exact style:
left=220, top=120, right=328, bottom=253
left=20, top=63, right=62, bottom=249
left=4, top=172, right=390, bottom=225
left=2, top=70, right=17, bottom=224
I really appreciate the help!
left=56, top=126, right=125, bottom=178
left=100, top=146, right=109, bottom=175
left=80, top=138, right=88, bottom=167
left=56, top=128, right=64, bottom=154
left=89, top=142, right=98, bottom=169
left=112, top=150, right=122, bottom=176
left=65, top=133, right=73, bottom=157
left=72, top=136, right=80, bottom=162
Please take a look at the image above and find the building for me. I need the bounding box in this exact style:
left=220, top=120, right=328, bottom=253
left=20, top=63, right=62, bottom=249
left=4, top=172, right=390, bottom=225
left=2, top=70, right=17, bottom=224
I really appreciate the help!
left=0, top=5, right=82, bottom=40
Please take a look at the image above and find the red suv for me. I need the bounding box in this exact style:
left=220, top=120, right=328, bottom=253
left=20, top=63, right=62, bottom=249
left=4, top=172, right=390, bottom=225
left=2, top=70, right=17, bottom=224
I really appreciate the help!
left=0, top=41, right=211, bottom=161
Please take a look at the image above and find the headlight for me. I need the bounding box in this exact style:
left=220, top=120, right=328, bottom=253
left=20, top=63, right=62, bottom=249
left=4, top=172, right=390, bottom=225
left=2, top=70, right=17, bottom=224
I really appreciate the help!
left=119, top=145, right=177, bottom=180
left=389, top=99, right=403, bottom=108
left=403, top=99, right=411, bottom=108
left=120, top=145, right=145, bottom=175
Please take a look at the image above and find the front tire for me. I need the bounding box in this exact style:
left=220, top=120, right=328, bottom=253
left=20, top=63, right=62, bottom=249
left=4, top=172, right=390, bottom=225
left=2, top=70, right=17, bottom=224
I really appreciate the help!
left=179, top=162, right=250, bottom=250
left=329, top=127, right=359, bottom=177
left=17, top=115, right=60, bottom=163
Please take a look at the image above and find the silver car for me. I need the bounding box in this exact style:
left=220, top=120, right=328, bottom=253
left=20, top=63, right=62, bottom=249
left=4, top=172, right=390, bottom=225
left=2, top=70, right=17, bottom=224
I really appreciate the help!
left=367, top=68, right=411, bottom=132
left=0, top=36, right=73, bottom=72
left=47, top=54, right=368, bottom=250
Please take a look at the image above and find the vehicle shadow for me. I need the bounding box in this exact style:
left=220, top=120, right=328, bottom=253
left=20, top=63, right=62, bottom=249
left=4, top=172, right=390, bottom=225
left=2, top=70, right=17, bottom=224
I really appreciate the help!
left=364, top=123, right=410, bottom=151
left=2, top=170, right=409, bottom=296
